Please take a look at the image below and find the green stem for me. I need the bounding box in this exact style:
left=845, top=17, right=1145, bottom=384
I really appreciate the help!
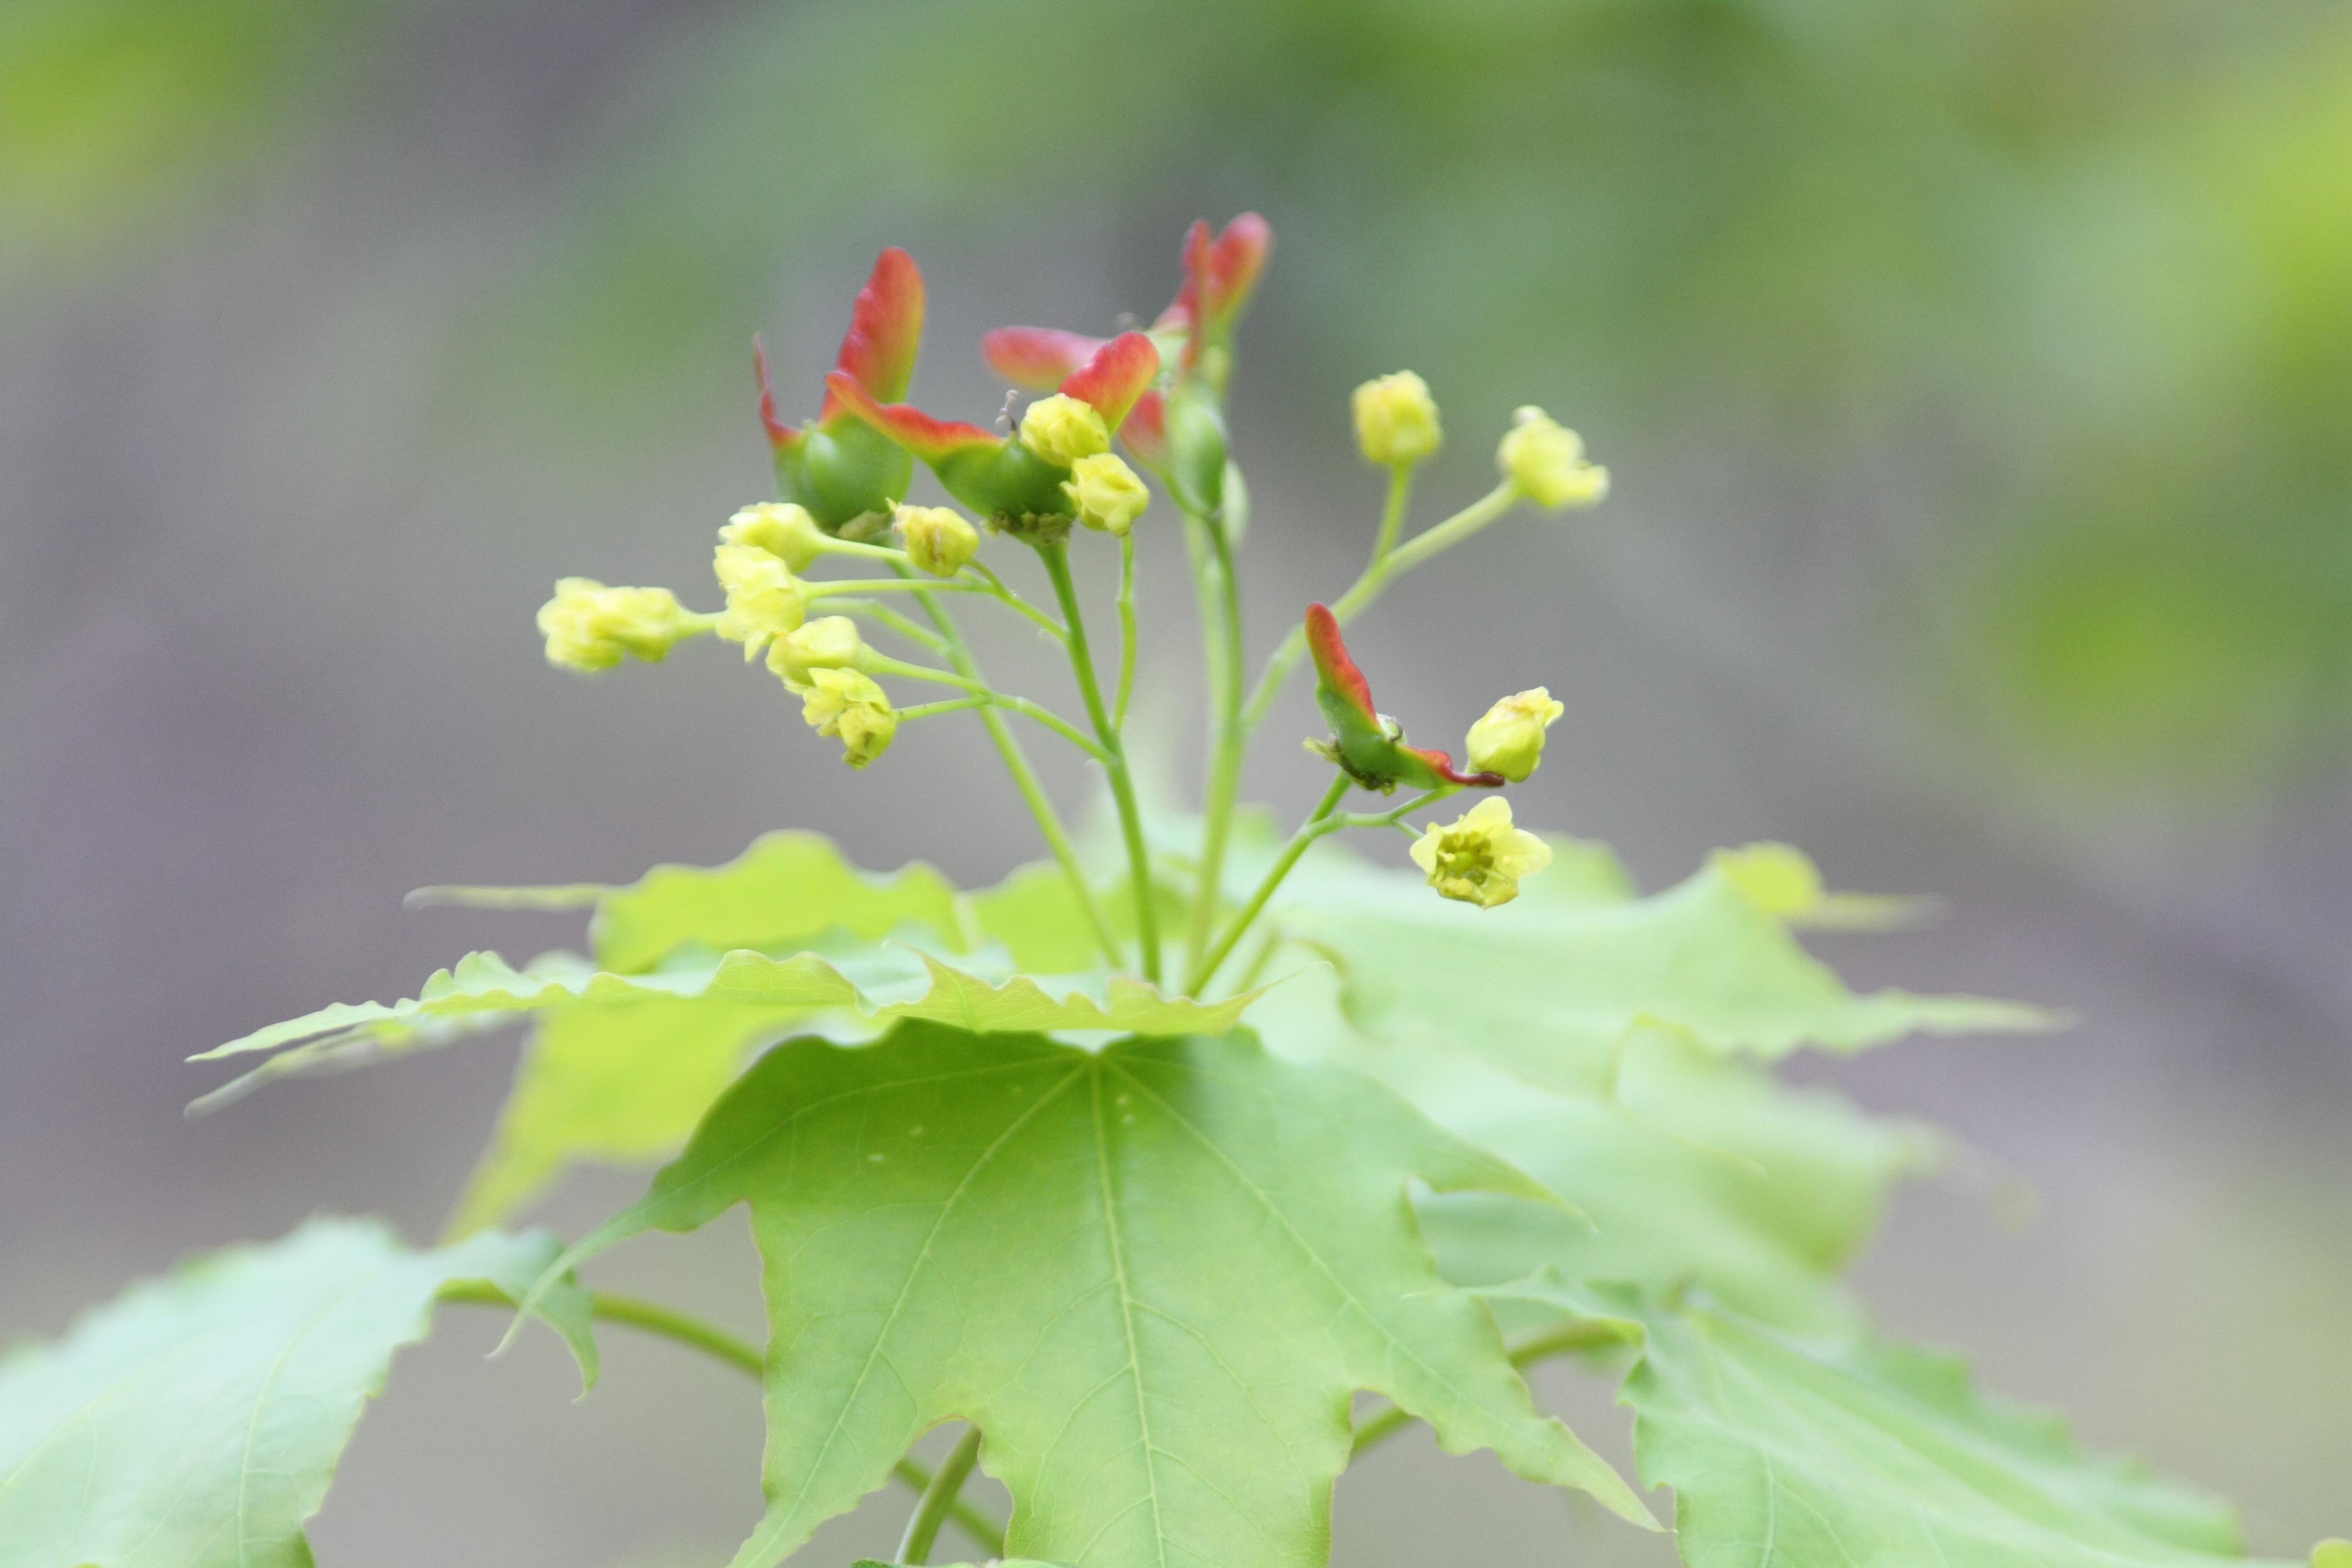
left=1187, top=771, right=1350, bottom=995
left=1187, top=782, right=1455, bottom=995
left=1113, top=532, right=1139, bottom=731
left=1349, top=1320, right=1634, bottom=1457
left=1370, top=464, right=1415, bottom=563
left=895, top=565, right=1124, bottom=970
left=966, top=560, right=1069, bottom=642
left=1040, top=541, right=1162, bottom=985
left=439, top=1283, right=1008, bottom=1554
left=1241, top=482, right=1521, bottom=731
left=822, top=598, right=949, bottom=655
left=1183, top=511, right=1251, bottom=981
left=896, top=1424, right=985, bottom=1565
left=865, top=655, right=1108, bottom=760
left=896, top=697, right=989, bottom=721
left=811, top=578, right=989, bottom=598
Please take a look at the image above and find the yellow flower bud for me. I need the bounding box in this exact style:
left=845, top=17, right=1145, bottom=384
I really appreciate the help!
left=712, top=542, right=807, bottom=660
left=800, top=666, right=897, bottom=768
left=1497, top=407, right=1609, bottom=509
left=536, top=578, right=695, bottom=672
left=720, top=501, right=828, bottom=571
left=1351, top=371, right=1442, bottom=466
left=1018, top=393, right=1112, bottom=468
left=769, top=615, right=866, bottom=690
left=896, top=504, right=980, bottom=577
left=1464, top=687, right=1563, bottom=783
left=1064, top=453, right=1150, bottom=537
left=1407, top=797, right=1552, bottom=910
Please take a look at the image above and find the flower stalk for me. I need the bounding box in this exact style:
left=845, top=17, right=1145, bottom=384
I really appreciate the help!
left=1040, top=540, right=1163, bottom=984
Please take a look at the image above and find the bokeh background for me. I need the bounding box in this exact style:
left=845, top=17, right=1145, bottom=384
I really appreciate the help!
left=4, top=0, right=2349, bottom=1560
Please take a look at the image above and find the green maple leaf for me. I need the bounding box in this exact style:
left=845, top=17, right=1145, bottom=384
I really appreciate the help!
left=1585, top=1288, right=2294, bottom=1568
left=410, top=831, right=970, bottom=972
left=516, top=1021, right=1657, bottom=1568
left=0, top=1218, right=591, bottom=1568
left=193, top=935, right=1259, bottom=1104
left=1401, top=1026, right=1931, bottom=1337
left=1255, top=837, right=2052, bottom=1095
left=207, top=836, right=1240, bottom=1234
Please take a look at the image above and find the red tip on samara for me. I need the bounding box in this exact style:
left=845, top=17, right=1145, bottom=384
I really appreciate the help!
left=819, top=248, right=926, bottom=420
left=982, top=326, right=1108, bottom=391
left=1059, top=332, right=1160, bottom=429
left=823, top=373, right=999, bottom=464
left=1402, top=745, right=1507, bottom=790
left=1306, top=604, right=1378, bottom=722
left=754, top=336, right=799, bottom=452
left=1120, top=390, right=1170, bottom=468
left=1156, top=214, right=1274, bottom=364
left=1305, top=605, right=1505, bottom=789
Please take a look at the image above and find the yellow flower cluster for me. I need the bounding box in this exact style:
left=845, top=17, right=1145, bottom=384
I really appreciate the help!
left=720, top=502, right=828, bottom=571
left=1065, top=454, right=1150, bottom=536
left=895, top=504, right=979, bottom=576
left=1408, top=798, right=1552, bottom=910
left=1018, top=394, right=1112, bottom=467
left=1352, top=371, right=1442, bottom=467
left=1465, top=688, right=1563, bottom=783
left=1497, top=407, right=1608, bottom=509
left=536, top=579, right=698, bottom=672
left=801, top=667, right=897, bottom=768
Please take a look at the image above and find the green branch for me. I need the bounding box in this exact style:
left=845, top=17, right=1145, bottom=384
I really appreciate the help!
left=1241, top=482, right=1520, bottom=731
left=865, top=654, right=1109, bottom=760
left=895, top=566, right=1124, bottom=972
left=1041, top=540, right=1163, bottom=986
left=896, top=1424, right=985, bottom=1565
left=439, top=1282, right=1008, bottom=1556
left=1348, top=1320, right=1633, bottom=1457
left=1188, top=781, right=1455, bottom=995
left=1183, top=510, right=1252, bottom=985
left=1113, top=532, right=1139, bottom=731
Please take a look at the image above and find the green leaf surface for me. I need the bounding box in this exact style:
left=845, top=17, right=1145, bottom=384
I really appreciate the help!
left=411, top=831, right=972, bottom=973
left=447, top=996, right=803, bottom=1237
left=526, top=1022, right=1655, bottom=1568
left=0, top=1218, right=591, bottom=1568
left=1401, top=1025, right=1931, bottom=1337
left=196, top=940, right=1259, bottom=1101
left=426, top=834, right=994, bottom=1233
left=1255, top=836, right=2053, bottom=1095
left=1597, top=1290, right=2285, bottom=1568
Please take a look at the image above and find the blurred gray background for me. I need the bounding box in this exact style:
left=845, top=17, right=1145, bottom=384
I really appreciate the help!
left=3, top=1, right=2347, bottom=1561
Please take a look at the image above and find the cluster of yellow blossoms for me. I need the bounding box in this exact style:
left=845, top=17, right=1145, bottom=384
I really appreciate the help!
left=535, top=355, right=1607, bottom=914
left=1351, top=372, right=1609, bottom=511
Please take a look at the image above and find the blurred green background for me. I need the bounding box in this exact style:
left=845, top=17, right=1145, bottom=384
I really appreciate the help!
left=3, top=1, right=2347, bottom=1562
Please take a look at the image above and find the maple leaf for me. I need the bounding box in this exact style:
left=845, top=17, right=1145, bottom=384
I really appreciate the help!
left=0, top=1219, right=590, bottom=1568
left=518, top=1022, right=1656, bottom=1568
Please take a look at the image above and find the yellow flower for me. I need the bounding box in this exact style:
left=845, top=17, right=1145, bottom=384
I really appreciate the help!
left=896, top=504, right=979, bottom=576
left=536, top=578, right=695, bottom=672
left=1408, top=797, right=1552, bottom=910
left=769, top=615, right=865, bottom=690
left=1351, top=371, right=1442, bottom=466
left=1464, top=687, right=1564, bottom=783
left=712, top=542, right=807, bottom=660
left=1497, top=407, right=1609, bottom=509
left=1064, top=453, right=1150, bottom=537
left=1018, top=393, right=1112, bottom=467
left=800, top=666, right=897, bottom=768
left=720, top=501, right=828, bottom=571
